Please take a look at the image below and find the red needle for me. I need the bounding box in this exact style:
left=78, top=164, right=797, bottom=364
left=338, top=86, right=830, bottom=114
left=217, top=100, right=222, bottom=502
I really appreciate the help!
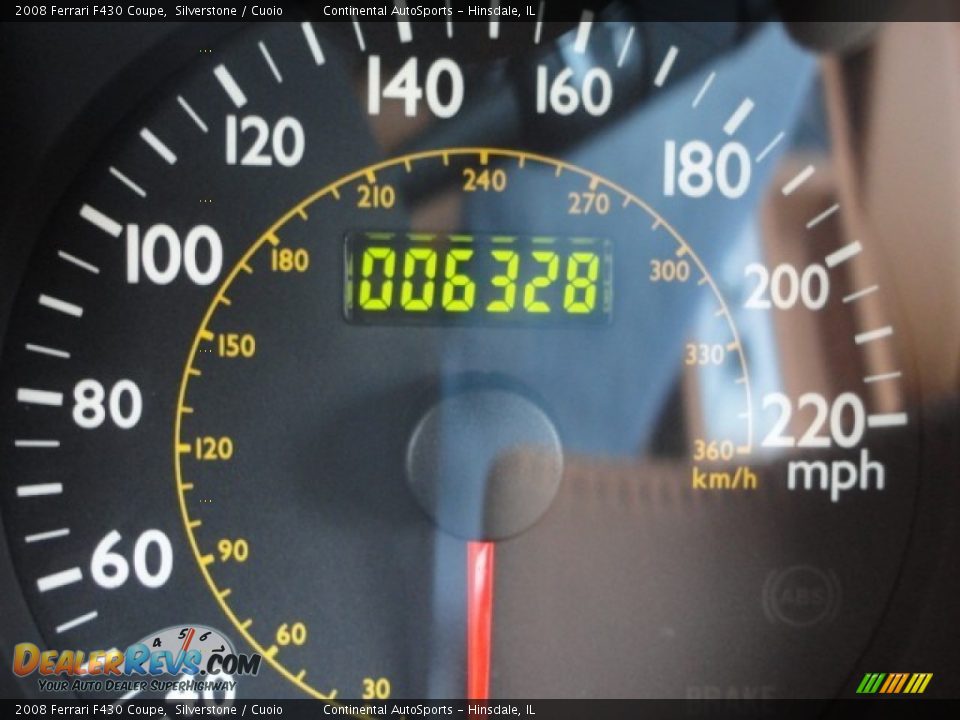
left=466, top=541, right=496, bottom=701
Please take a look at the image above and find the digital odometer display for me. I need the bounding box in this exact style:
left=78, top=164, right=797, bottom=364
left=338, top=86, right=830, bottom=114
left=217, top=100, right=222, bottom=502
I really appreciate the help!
left=344, top=232, right=612, bottom=325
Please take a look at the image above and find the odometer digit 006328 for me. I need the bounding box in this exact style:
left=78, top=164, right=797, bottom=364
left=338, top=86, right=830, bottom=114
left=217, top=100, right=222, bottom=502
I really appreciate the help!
left=344, top=231, right=613, bottom=325
left=0, top=17, right=920, bottom=701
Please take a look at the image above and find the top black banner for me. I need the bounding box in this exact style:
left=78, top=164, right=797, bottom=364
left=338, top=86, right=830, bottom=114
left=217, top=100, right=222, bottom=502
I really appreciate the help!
left=4, top=0, right=960, bottom=23
left=4, top=700, right=960, bottom=719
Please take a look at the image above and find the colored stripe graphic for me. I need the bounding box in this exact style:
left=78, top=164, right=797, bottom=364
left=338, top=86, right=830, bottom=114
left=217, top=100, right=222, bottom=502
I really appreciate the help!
left=891, top=673, right=909, bottom=693
left=857, top=672, right=932, bottom=694
left=913, top=673, right=933, bottom=695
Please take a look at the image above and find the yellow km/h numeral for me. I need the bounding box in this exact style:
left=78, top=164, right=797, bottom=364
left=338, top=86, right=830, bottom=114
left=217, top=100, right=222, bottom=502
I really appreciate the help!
left=276, top=622, right=307, bottom=646
left=271, top=247, right=310, bottom=273
left=217, top=333, right=256, bottom=358
left=362, top=677, right=391, bottom=700
left=218, top=538, right=249, bottom=562
left=195, top=436, right=234, bottom=461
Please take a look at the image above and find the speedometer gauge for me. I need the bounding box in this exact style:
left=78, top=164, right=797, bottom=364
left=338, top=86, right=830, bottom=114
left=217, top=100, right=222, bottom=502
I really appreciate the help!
left=1, top=5, right=958, bottom=704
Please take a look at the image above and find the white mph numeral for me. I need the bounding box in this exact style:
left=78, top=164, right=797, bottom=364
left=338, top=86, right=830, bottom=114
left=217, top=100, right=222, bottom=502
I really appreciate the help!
left=762, top=392, right=866, bottom=449
left=745, top=263, right=830, bottom=310
left=536, top=66, right=612, bottom=116
left=367, top=56, right=464, bottom=118
left=126, top=224, right=223, bottom=286
left=73, top=379, right=142, bottom=430
left=226, top=115, right=305, bottom=167
left=91, top=529, right=173, bottom=589
left=664, top=140, right=751, bottom=199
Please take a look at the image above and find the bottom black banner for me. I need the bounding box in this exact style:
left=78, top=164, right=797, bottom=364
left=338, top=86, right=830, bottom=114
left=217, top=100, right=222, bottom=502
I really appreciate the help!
left=4, top=700, right=960, bottom=720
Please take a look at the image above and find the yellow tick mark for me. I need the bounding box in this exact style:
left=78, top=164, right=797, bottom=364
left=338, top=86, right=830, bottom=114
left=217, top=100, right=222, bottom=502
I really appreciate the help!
left=265, top=645, right=279, bottom=659
left=188, top=519, right=202, bottom=529
left=219, top=588, right=232, bottom=600
left=554, top=165, right=563, bottom=177
left=297, top=208, right=308, bottom=221
left=675, top=245, right=688, bottom=257
left=479, top=151, right=488, bottom=165
left=187, top=368, right=202, bottom=377
left=181, top=406, right=194, bottom=415
left=179, top=482, right=194, bottom=492
left=296, top=670, right=306, bottom=682
left=403, top=158, right=412, bottom=172
left=330, top=187, right=340, bottom=200
left=726, top=341, right=740, bottom=352
left=266, top=233, right=280, bottom=247
left=217, top=296, right=232, bottom=307
left=240, top=264, right=253, bottom=275
left=517, top=156, right=526, bottom=168
left=588, top=176, right=599, bottom=191
left=201, top=554, right=215, bottom=566
left=441, top=152, right=449, bottom=166
left=240, top=618, right=253, bottom=630
left=177, top=443, right=192, bottom=454
left=365, top=170, right=376, bottom=183
left=200, top=330, right=214, bottom=341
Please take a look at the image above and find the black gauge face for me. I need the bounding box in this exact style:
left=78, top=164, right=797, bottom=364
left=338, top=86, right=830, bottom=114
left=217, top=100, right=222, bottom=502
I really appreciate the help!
left=0, top=13, right=946, bottom=703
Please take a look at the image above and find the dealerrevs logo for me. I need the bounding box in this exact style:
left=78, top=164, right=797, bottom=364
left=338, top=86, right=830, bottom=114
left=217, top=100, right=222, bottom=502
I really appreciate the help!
left=12, top=624, right=261, bottom=694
